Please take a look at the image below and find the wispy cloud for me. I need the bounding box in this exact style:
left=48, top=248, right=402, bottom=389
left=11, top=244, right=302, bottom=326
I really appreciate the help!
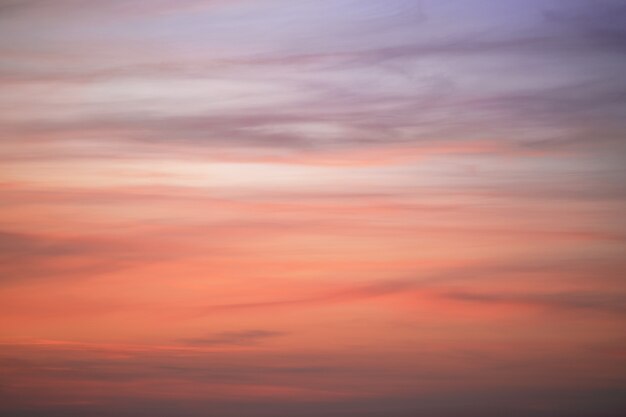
left=442, top=290, right=626, bottom=314
left=180, top=330, right=287, bottom=346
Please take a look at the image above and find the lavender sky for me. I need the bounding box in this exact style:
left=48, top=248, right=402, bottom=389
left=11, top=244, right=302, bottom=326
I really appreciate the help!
left=1, top=1, right=625, bottom=416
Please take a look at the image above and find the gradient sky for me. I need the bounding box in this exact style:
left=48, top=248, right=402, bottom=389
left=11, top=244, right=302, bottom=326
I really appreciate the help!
left=1, top=1, right=625, bottom=416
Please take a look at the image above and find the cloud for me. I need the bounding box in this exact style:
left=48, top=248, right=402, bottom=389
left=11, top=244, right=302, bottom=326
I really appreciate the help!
left=0, top=230, right=130, bottom=283
left=190, top=279, right=417, bottom=316
left=1, top=2, right=625, bottom=416
left=0, top=1, right=623, bottom=169
left=1, top=338, right=625, bottom=417
left=180, top=330, right=287, bottom=346
left=0, top=229, right=182, bottom=284
left=0, top=0, right=242, bottom=18
left=442, top=290, right=626, bottom=314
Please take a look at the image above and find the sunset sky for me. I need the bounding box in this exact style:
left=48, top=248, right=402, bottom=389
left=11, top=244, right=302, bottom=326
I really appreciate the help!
left=1, top=1, right=625, bottom=416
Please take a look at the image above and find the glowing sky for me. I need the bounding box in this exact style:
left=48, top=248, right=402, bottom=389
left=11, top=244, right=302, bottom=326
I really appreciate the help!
left=1, top=1, right=625, bottom=416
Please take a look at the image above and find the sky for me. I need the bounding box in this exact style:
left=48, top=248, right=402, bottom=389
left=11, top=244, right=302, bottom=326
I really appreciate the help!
left=0, top=0, right=625, bottom=416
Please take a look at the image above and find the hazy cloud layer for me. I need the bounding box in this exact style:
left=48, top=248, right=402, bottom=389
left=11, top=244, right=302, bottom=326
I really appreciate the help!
left=1, top=0, right=625, bottom=416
